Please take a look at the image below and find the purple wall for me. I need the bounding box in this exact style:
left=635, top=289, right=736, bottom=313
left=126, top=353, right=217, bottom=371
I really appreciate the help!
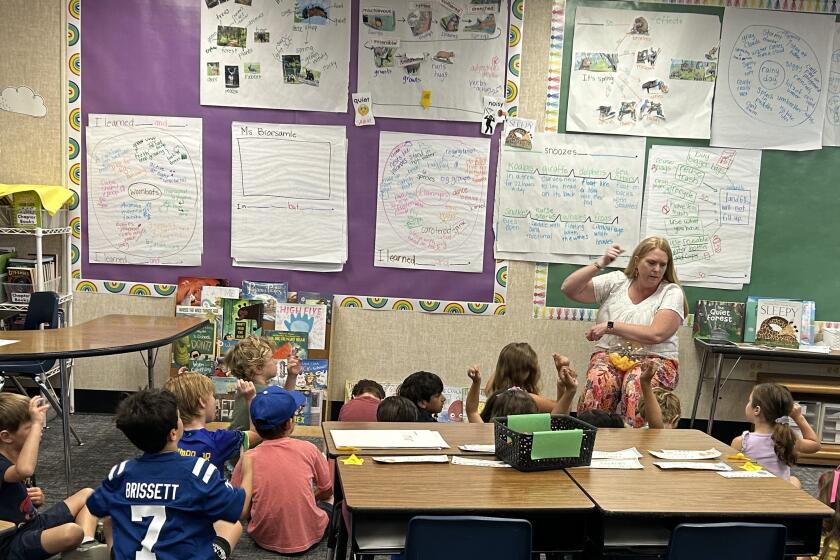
left=81, top=0, right=502, bottom=302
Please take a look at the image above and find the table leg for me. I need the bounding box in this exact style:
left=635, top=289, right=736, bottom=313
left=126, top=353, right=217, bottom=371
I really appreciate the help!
left=706, top=354, right=724, bottom=435
left=147, top=348, right=155, bottom=389
left=60, top=358, right=72, bottom=495
left=689, top=348, right=710, bottom=429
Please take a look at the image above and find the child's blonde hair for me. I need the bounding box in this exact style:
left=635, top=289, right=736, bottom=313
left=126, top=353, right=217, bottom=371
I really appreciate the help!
left=489, top=342, right=540, bottom=394
left=163, top=372, right=215, bottom=422
left=638, top=388, right=682, bottom=426
left=817, top=469, right=840, bottom=560
left=225, top=336, right=273, bottom=382
left=0, top=393, right=32, bottom=433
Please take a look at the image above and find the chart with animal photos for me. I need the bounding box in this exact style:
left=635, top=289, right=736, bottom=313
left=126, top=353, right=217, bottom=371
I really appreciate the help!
left=357, top=0, right=508, bottom=121
left=567, top=7, right=721, bottom=139
left=200, top=0, right=350, bottom=112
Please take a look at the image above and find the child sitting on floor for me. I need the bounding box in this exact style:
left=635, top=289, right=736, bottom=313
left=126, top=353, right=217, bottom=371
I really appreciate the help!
left=482, top=343, right=568, bottom=412
left=466, top=353, right=578, bottom=423
left=377, top=396, right=419, bottom=422
left=731, top=383, right=821, bottom=487
left=339, top=379, right=386, bottom=422
left=226, top=335, right=300, bottom=433
left=232, top=386, right=332, bottom=555
left=638, top=360, right=681, bottom=429
left=398, top=371, right=445, bottom=422
left=87, top=388, right=252, bottom=560
left=577, top=409, right=626, bottom=428
left=0, top=394, right=105, bottom=560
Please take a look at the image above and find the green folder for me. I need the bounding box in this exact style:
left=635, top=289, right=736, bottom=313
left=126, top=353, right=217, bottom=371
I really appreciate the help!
left=530, top=429, right=583, bottom=460
left=507, top=413, right=551, bottom=434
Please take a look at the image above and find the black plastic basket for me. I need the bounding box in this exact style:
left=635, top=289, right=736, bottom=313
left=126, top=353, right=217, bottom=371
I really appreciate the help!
left=493, top=414, right=597, bottom=472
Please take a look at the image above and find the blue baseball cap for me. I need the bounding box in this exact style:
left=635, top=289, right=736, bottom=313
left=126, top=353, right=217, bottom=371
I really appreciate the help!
left=250, top=386, right=306, bottom=431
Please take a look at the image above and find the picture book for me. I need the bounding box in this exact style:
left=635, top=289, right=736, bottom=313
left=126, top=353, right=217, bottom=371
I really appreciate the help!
left=264, top=330, right=309, bottom=380
left=176, top=277, right=227, bottom=306
left=274, top=303, right=328, bottom=350
left=295, top=291, right=334, bottom=323
left=221, top=298, right=264, bottom=341
left=294, top=359, right=329, bottom=426
left=212, top=376, right=238, bottom=422
left=692, top=301, right=745, bottom=342
left=201, top=286, right=242, bottom=308
left=12, top=191, right=42, bottom=228
left=294, top=391, right=324, bottom=426
left=172, top=306, right=220, bottom=370
left=801, top=301, right=816, bottom=345
left=343, top=380, right=467, bottom=423
left=242, top=280, right=288, bottom=322
left=754, top=299, right=802, bottom=348
left=188, top=358, right=215, bottom=376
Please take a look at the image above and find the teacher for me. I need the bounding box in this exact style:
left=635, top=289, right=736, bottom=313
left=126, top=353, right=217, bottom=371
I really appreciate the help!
left=560, top=237, right=687, bottom=427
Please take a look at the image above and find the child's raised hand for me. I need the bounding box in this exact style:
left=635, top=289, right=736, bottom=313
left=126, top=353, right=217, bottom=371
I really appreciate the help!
left=237, top=379, right=256, bottom=401
left=28, top=396, right=49, bottom=426
left=467, top=365, right=481, bottom=384
left=287, top=354, right=302, bottom=377
left=639, top=360, right=657, bottom=385
left=559, top=367, right=578, bottom=391
left=177, top=366, right=189, bottom=376
left=552, top=353, right=570, bottom=372
left=791, top=402, right=802, bottom=419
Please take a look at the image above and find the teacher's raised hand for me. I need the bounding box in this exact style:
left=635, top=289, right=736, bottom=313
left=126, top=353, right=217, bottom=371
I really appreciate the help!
left=595, top=244, right=625, bottom=269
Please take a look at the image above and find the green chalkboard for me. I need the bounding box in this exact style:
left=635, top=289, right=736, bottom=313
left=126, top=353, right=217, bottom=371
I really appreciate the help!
left=544, top=0, right=840, bottom=320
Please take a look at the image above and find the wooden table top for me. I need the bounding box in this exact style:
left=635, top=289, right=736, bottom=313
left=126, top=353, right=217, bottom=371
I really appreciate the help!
left=339, top=459, right=594, bottom=512
left=322, top=421, right=494, bottom=457
left=566, top=428, right=834, bottom=517
left=0, top=314, right=207, bottom=360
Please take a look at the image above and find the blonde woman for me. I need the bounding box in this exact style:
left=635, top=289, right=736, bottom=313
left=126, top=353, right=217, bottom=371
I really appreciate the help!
left=561, top=237, right=687, bottom=427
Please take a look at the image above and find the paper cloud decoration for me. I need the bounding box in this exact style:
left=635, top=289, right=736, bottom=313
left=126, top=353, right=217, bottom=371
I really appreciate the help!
left=0, top=86, right=47, bottom=117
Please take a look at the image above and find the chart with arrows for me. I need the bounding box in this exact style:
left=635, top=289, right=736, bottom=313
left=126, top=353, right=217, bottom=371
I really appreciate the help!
left=494, top=132, right=645, bottom=264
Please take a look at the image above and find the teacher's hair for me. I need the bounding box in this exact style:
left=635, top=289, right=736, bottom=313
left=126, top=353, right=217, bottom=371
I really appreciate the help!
left=623, top=236, right=688, bottom=317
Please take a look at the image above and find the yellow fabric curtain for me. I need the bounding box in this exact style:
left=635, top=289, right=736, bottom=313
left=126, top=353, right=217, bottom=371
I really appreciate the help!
left=0, top=184, right=75, bottom=215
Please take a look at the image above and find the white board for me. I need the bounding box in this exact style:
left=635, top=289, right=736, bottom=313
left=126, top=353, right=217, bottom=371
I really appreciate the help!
left=374, top=132, right=490, bottom=273
left=642, top=145, right=761, bottom=288
left=494, top=132, right=646, bottom=264
left=86, top=114, right=203, bottom=266
left=711, top=8, right=834, bottom=151
left=566, top=7, right=721, bottom=139
left=200, top=0, right=350, bottom=112
left=230, top=122, right=347, bottom=267
left=823, top=24, right=840, bottom=146
left=356, top=0, right=508, bottom=121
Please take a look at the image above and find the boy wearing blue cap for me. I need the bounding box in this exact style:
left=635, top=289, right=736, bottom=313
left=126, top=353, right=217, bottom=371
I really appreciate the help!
left=232, top=386, right=333, bottom=554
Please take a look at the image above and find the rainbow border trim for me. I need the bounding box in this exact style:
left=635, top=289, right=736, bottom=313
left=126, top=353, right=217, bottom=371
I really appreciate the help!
left=543, top=0, right=565, bottom=133
left=504, top=0, right=524, bottom=117
left=66, top=0, right=82, bottom=281
left=336, top=260, right=508, bottom=316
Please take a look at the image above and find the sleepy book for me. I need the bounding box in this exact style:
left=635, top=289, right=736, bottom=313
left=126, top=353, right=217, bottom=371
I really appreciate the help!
left=754, top=299, right=802, bottom=349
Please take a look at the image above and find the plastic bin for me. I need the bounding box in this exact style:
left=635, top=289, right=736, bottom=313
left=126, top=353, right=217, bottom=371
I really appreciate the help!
left=0, top=207, right=67, bottom=230
left=4, top=277, right=61, bottom=304
left=494, top=414, right=597, bottom=471
left=787, top=401, right=822, bottom=439
left=820, top=404, right=840, bottom=444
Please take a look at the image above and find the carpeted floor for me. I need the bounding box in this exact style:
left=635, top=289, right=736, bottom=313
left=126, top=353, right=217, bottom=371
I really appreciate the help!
left=35, top=414, right=830, bottom=559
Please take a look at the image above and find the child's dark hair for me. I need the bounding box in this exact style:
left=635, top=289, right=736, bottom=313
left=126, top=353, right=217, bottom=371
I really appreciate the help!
left=255, top=419, right=293, bottom=441
left=489, top=342, right=540, bottom=394
left=577, top=409, right=623, bottom=428
left=352, top=379, right=385, bottom=399
left=377, top=396, right=419, bottom=422
left=397, top=371, right=443, bottom=406
left=480, top=388, right=538, bottom=423
left=115, top=389, right=179, bottom=454
left=750, top=383, right=797, bottom=466
left=817, top=469, right=840, bottom=560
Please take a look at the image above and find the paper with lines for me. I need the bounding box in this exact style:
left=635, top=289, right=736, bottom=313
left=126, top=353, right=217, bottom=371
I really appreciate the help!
left=494, top=132, right=645, bottom=265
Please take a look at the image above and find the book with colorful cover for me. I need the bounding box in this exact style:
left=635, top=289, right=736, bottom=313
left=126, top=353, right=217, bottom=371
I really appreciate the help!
left=692, top=301, right=745, bottom=342
left=242, top=281, right=288, bottom=322
left=343, top=380, right=467, bottom=423
left=754, top=299, right=802, bottom=348
left=221, top=298, right=263, bottom=341
left=172, top=306, right=220, bottom=370
left=176, top=277, right=227, bottom=307
left=212, top=376, right=239, bottom=422
left=201, top=286, right=242, bottom=308
left=295, top=359, right=329, bottom=426
left=274, top=303, right=328, bottom=350
left=295, top=291, right=334, bottom=324
left=264, top=330, right=308, bottom=381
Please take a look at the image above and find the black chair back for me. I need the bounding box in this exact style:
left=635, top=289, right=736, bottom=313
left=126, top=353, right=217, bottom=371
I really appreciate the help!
left=24, top=292, right=59, bottom=330
left=666, top=522, right=786, bottom=560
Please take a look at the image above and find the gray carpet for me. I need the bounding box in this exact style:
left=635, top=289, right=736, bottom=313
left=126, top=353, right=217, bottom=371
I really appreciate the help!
left=34, top=414, right=830, bottom=559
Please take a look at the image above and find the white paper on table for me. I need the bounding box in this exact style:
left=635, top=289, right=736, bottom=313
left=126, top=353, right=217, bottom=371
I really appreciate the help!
left=458, top=444, right=496, bottom=453
left=648, top=448, right=722, bottom=460
left=0, top=340, right=19, bottom=347
left=331, top=430, right=450, bottom=449
left=592, top=448, right=643, bottom=460
left=372, top=455, right=450, bottom=463
left=451, top=456, right=511, bottom=468
left=711, top=9, right=835, bottom=151
left=717, top=470, right=774, bottom=478
left=586, top=459, right=644, bottom=470
left=824, top=24, right=840, bottom=146
left=653, top=461, right=732, bottom=471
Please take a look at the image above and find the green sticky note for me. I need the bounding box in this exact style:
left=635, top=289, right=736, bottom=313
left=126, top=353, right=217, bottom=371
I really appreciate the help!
left=530, top=429, right=583, bottom=460
left=507, top=413, right=551, bottom=434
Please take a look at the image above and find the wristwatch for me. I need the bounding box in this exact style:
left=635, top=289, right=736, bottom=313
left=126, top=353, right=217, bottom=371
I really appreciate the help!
left=607, top=321, right=614, bottom=331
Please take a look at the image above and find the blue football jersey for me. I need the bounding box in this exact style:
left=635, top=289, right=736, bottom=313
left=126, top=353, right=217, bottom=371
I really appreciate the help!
left=87, top=452, right=245, bottom=560
left=178, top=428, right=243, bottom=470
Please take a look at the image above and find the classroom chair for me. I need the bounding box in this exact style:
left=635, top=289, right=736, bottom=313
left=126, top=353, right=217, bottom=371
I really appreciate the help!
left=0, top=291, right=82, bottom=445
left=403, top=515, right=532, bottom=560
left=665, top=522, right=786, bottom=560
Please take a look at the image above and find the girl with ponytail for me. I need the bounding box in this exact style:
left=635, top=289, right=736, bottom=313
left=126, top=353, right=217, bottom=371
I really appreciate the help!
left=731, top=383, right=821, bottom=488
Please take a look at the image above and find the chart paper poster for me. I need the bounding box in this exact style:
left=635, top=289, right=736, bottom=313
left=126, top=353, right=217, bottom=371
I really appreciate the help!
left=823, top=24, right=840, bottom=147
left=230, top=123, right=347, bottom=269
left=200, top=0, right=350, bottom=112
left=711, top=9, right=834, bottom=151
left=642, top=145, right=761, bottom=288
left=356, top=0, right=508, bottom=121
left=86, top=114, right=203, bottom=266
left=494, top=132, right=645, bottom=264
left=375, top=132, right=490, bottom=273
left=567, top=7, right=720, bottom=139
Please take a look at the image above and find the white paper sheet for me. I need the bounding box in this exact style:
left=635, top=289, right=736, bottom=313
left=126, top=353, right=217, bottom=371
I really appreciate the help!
left=372, top=455, right=450, bottom=463
left=86, top=114, right=203, bottom=266
left=592, top=448, right=642, bottom=460
left=356, top=0, right=508, bottom=121
left=200, top=286, right=242, bottom=308
left=653, top=461, right=732, bottom=471
left=566, top=7, right=721, bottom=139
left=717, top=470, right=774, bottom=478
left=494, top=133, right=646, bottom=263
left=648, top=448, right=722, bottom=460
left=230, top=123, right=347, bottom=268
left=642, top=145, right=761, bottom=287
left=711, top=9, right=835, bottom=150
left=823, top=25, right=840, bottom=146
left=0, top=340, right=19, bottom=347
left=273, top=303, right=328, bottom=350
left=199, top=0, right=350, bottom=112
left=586, top=458, right=644, bottom=470
left=331, top=429, right=450, bottom=449
left=458, top=444, right=496, bottom=453
left=375, top=132, right=490, bottom=272
left=450, top=456, right=511, bottom=468
left=232, top=259, right=345, bottom=273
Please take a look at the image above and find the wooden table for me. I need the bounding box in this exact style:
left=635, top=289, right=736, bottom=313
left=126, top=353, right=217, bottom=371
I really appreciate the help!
left=0, top=314, right=208, bottom=494
left=322, top=421, right=494, bottom=457
left=566, top=428, right=834, bottom=557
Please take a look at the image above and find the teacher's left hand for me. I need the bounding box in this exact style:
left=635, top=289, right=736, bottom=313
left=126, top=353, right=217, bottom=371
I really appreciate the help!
left=585, top=322, right=609, bottom=341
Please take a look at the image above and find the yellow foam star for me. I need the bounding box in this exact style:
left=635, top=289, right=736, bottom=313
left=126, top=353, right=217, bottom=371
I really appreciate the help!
left=340, top=454, right=364, bottom=465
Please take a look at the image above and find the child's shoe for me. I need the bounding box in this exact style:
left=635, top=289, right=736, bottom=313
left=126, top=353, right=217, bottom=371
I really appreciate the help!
left=62, top=538, right=109, bottom=560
